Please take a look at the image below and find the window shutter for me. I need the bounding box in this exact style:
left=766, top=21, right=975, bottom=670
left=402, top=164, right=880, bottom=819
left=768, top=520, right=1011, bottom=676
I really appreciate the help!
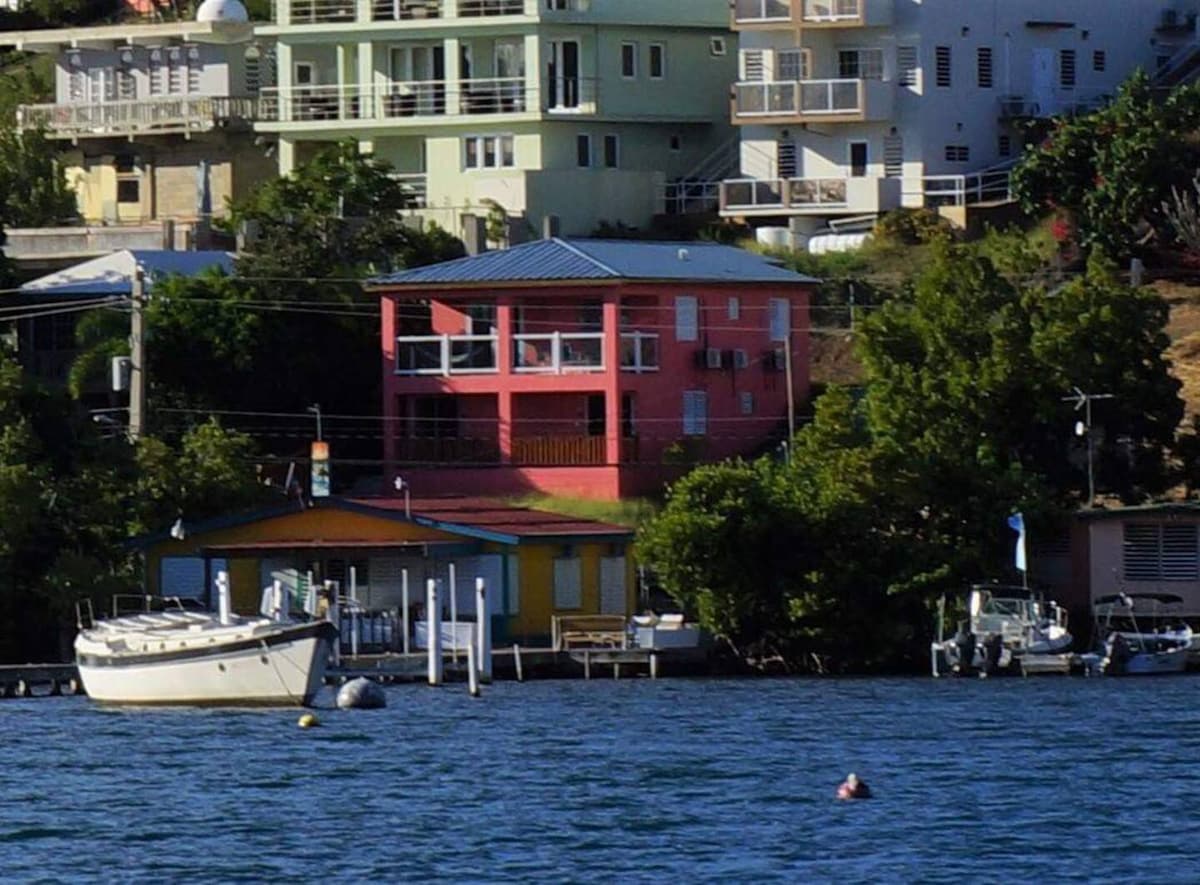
left=675, top=295, right=698, bottom=341
left=553, top=558, right=582, bottom=609
left=768, top=297, right=790, bottom=342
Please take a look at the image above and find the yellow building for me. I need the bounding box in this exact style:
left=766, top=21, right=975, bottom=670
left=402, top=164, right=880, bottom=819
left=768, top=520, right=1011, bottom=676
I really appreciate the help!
left=136, top=495, right=636, bottom=646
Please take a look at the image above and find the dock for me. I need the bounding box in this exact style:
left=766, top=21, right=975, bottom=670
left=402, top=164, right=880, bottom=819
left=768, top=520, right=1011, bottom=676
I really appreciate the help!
left=0, top=664, right=82, bottom=697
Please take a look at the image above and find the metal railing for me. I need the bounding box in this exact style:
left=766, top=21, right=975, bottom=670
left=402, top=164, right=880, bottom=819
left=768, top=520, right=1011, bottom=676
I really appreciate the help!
left=283, top=0, right=356, bottom=22
left=258, top=78, right=533, bottom=122
left=733, top=78, right=863, bottom=117
left=998, top=89, right=1110, bottom=120
left=395, top=334, right=498, bottom=375
left=513, top=435, right=607, bottom=466
left=18, top=95, right=258, bottom=137
left=513, top=332, right=604, bottom=373
left=619, top=332, right=659, bottom=372
left=371, top=0, right=441, bottom=19
left=732, top=0, right=792, bottom=23
left=902, top=166, right=1014, bottom=208
left=458, top=0, right=523, bottom=14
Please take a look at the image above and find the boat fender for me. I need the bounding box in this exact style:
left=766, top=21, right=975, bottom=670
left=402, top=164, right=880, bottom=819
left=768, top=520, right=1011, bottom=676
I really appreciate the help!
left=336, top=676, right=387, bottom=710
left=836, top=773, right=871, bottom=800
left=298, top=712, right=320, bottom=729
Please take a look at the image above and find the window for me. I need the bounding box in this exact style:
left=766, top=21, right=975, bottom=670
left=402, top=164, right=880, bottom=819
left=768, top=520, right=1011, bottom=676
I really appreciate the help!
left=576, top=133, right=592, bottom=167
left=777, top=138, right=797, bottom=179
left=742, top=49, right=765, bottom=81
left=675, top=295, right=698, bottom=341
left=710, top=36, right=727, bottom=57
left=897, top=45, right=919, bottom=88
left=621, top=42, right=637, bottom=78
left=998, top=134, right=1011, bottom=157
left=295, top=61, right=315, bottom=87
left=1123, top=523, right=1198, bottom=581
left=1060, top=49, right=1076, bottom=88
left=649, top=43, right=666, bottom=79
left=117, top=49, right=136, bottom=100
left=682, top=390, right=707, bottom=436
left=148, top=47, right=166, bottom=96
left=186, top=44, right=201, bottom=93
left=464, top=134, right=515, bottom=168
left=603, top=134, right=619, bottom=168
left=944, top=144, right=970, bottom=162
left=552, top=557, right=583, bottom=609
left=977, top=47, right=993, bottom=88
left=849, top=141, right=868, bottom=177
left=883, top=133, right=903, bottom=177
left=935, top=46, right=951, bottom=87
left=669, top=133, right=682, bottom=152
left=838, top=48, right=883, bottom=80
left=739, top=392, right=754, bottom=416
left=777, top=48, right=810, bottom=81
left=768, top=298, right=789, bottom=342
left=1093, top=49, right=1106, bottom=72
left=727, top=296, right=740, bottom=321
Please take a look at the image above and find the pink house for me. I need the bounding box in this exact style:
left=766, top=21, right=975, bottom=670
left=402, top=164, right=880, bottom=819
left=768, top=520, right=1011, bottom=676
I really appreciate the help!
left=372, top=238, right=816, bottom=500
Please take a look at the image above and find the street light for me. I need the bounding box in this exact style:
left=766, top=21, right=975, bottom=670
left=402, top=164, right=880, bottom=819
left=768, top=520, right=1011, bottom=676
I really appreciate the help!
left=306, top=403, right=323, bottom=441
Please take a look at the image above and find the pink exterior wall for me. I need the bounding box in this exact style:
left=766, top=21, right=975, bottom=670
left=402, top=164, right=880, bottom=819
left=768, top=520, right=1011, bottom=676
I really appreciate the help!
left=379, top=278, right=812, bottom=500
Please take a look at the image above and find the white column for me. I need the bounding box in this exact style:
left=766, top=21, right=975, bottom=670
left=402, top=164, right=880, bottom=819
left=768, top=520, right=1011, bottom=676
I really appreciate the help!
left=475, top=576, right=492, bottom=683
left=278, top=138, right=296, bottom=175
left=401, top=567, right=410, bottom=654
left=427, top=577, right=442, bottom=685
left=448, top=561, right=458, bottom=662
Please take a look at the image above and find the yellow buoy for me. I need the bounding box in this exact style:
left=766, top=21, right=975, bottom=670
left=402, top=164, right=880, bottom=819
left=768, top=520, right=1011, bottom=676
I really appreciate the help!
left=297, top=712, right=319, bottom=729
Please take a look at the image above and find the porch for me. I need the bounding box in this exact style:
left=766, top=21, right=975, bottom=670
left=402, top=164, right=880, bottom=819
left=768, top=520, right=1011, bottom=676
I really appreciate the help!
left=17, top=95, right=259, bottom=139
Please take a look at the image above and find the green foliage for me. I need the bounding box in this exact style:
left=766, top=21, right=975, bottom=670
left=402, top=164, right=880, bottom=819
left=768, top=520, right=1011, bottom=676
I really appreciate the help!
left=639, top=242, right=1185, bottom=672
left=873, top=207, right=955, bottom=246
left=1012, top=72, right=1200, bottom=258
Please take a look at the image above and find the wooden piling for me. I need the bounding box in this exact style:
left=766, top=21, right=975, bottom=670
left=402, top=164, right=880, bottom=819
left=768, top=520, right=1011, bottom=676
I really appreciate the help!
left=475, top=577, right=492, bottom=684
left=467, top=640, right=480, bottom=698
left=584, top=650, right=591, bottom=680
left=513, top=643, right=524, bottom=682
left=650, top=652, right=659, bottom=680
left=427, top=578, right=442, bottom=686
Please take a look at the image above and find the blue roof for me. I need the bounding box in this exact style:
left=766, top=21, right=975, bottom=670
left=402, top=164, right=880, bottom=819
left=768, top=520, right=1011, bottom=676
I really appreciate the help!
left=370, top=238, right=817, bottom=286
left=19, top=249, right=234, bottom=299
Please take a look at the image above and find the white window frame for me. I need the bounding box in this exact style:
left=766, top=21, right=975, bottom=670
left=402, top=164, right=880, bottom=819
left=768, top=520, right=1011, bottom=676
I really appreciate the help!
left=648, top=42, right=666, bottom=79
left=776, top=48, right=810, bottom=81
left=620, top=41, right=637, bottom=79
left=683, top=390, right=708, bottom=436
left=464, top=134, right=516, bottom=169
left=727, top=296, right=740, bottom=320
left=837, top=47, right=883, bottom=81
left=675, top=295, right=698, bottom=341
left=294, top=60, right=316, bottom=87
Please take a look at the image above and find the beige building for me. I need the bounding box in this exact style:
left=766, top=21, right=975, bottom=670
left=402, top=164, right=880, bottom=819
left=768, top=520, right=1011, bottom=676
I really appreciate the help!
left=1, top=3, right=277, bottom=248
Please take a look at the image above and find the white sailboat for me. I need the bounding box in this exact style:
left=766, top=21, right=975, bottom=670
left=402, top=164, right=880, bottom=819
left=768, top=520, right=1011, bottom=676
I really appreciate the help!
left=75, top=572, right=337, bottom=706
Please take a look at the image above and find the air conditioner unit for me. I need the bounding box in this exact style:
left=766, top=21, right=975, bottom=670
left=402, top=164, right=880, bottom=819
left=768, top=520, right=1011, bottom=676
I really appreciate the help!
left=705, top=347, right=724, bottom=369
left=732, top=348, right=749, bottom=370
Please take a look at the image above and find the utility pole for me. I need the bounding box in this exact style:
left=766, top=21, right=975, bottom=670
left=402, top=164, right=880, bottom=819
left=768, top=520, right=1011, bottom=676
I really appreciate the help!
left=784, top=326, right=795, bottom=455
left=1063, top=386, right=1114, bottom=507
left=129, top=268, right=146, bottom=441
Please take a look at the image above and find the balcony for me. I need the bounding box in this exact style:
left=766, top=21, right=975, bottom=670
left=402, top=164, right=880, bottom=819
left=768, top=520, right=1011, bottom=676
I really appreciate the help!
left=16, top=96, right=258, bottom=139
left=258, top=78, right=533, bottom=124
left=395, top=331, right=659, bottom=376
left=998, top=89, right=1110, bottom=120
left=720, top=176, right=901, bottom=216
left=274, top=0, right=572, bottom=24
left=731, top=0, right=890, bottom=29
left=732, top=77, right=893, bottom=124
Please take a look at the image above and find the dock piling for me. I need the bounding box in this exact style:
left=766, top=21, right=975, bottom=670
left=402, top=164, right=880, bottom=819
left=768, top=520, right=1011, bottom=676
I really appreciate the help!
left=475, top=577, right=492, bottom=684
left=513, top=643, right=524, bottom=682
left=427, top=578, right=442, bottom=686
left=583, top=650, right=591, bottom=680
left=467, top=640, right=480, bottom=698
left=650, top=652, right=659, bottom=680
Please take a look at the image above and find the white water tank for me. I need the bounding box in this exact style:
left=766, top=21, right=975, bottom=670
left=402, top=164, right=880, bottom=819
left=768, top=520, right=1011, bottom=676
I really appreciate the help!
left=808, top=233, right=871, bottom=255
left=755, top=226, right=792, bottom=250
left=196, top=0, right=249, bottom=21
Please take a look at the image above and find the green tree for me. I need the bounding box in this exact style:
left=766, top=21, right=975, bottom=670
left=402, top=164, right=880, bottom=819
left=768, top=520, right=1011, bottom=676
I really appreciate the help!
left=0, top=126, right=78, bottom=227
left=1012, top=71, right=1200, bottom=258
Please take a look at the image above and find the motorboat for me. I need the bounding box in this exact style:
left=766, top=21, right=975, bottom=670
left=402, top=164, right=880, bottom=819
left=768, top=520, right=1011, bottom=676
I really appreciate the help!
left=74, top=572, right=337, bottom=706
left=931, top=584, right=1073, bottom=677
left=1093, top=592, right=1191, bottom=676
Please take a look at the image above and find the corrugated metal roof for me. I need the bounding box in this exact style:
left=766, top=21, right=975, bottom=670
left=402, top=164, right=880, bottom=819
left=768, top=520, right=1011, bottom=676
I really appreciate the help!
left=19, top=249, right=234, bottom=299
left=371, top=238, right=817, bottom=286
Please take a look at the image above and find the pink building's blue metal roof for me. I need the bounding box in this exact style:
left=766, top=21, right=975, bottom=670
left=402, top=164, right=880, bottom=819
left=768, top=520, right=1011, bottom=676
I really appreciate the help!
left=371, top=238, right=817, bottom=286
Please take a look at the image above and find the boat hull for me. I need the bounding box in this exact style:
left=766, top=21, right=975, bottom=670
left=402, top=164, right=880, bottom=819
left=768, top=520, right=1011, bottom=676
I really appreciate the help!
left=1117, top=647, right=1189, bottom=676
left=77, top=622, right=336, bottom=706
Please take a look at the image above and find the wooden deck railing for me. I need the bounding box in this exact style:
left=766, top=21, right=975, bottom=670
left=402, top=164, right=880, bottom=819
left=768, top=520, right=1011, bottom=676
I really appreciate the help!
left=551, top=614, right=628, bottom=650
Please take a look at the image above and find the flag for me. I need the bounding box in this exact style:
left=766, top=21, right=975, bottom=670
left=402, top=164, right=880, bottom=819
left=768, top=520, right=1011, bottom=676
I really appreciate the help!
left=1007, top=512, right=1027, bottom=572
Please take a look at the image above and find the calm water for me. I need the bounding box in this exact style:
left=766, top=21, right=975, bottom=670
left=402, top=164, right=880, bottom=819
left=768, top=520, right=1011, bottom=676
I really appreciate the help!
left=3, top=676, right=1200, bottom=882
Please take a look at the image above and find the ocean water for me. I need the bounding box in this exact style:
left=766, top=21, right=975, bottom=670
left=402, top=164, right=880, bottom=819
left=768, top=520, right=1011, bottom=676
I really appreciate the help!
left=3, top=676, right=1199, bottom=882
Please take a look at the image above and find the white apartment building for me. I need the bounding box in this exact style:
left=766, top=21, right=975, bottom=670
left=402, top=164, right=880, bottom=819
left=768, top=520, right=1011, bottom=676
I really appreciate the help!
left=253, top=0, right=737, bottom=237
left=722, top=0, right=1200, bottom=242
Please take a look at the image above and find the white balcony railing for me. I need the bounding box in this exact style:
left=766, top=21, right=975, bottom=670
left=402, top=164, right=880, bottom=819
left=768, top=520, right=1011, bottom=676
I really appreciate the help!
left=734, top=79, right=862, bottom=116
left=370, top=0, right=441, bottom=20
left=458, top=0, right=523, bottom=14
left=514, top=332, right=604, bottom=373
left=278, top=0, right=592, bottom=22
left=732, top=0, right=792, bottom=23
left=395, top=335, right=498, bottom=375
left=259, top=78, right=534, bottom=123
left=722, top=177, right=849, bottom=211
left=803, top=0, right=860, bottom=21
left=17, top=96, right=258, bottom=138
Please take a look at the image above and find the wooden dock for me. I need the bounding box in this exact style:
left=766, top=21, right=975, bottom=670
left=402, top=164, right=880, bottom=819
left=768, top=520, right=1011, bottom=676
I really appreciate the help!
left=0, top=664, right=81, bottom=698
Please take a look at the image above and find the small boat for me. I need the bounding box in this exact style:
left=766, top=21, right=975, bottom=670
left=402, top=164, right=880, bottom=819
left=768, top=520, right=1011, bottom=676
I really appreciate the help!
left=931, top=584, right=1073, bottom=677
left=74, top=572, right=337, bottom=706
left=1093, top=592, right=1191, bottom=676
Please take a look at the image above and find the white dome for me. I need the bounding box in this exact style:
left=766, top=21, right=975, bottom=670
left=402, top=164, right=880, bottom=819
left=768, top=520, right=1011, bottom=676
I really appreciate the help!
left=196, top=0, right=249, bottom=22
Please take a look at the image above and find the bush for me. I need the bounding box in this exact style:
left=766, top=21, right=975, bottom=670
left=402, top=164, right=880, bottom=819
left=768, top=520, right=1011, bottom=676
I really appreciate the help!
left=873, top=208, right=955, bottom=246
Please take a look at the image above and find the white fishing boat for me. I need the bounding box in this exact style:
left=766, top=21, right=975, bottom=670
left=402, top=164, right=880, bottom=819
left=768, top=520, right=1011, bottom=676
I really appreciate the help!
left=1093, top=592, right=1191, bottom=676
left=931, top=584, right=1073, bottom=677
left=74, top=572, right=337, bottom=706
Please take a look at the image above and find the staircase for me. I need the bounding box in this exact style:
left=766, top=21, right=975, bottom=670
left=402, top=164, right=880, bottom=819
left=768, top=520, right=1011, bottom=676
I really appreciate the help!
left=1154, top=38, right=1200, bottom=89
left=663, top=135, right=741, bottom=215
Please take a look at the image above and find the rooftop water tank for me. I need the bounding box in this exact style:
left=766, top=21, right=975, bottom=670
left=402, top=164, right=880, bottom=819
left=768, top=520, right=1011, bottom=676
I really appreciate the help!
left=196, top=0, right=249, bottom=22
